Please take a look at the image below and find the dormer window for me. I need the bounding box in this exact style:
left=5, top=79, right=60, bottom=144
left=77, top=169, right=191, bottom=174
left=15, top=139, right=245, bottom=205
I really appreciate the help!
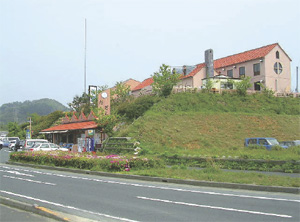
left=276, top=51, right=280, bottom=59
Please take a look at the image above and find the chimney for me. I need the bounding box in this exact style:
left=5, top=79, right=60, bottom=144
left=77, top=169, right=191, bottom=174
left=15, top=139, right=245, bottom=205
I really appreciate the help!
left=183, top=65, right=187, bottom=76
left=205, top=49, right=214, bottom=78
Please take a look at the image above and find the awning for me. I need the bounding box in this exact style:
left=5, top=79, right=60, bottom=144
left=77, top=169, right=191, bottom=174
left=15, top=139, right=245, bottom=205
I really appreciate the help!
left=40, top=121, right=98, bottom=134
left=40, top=130, right=69, bottom=134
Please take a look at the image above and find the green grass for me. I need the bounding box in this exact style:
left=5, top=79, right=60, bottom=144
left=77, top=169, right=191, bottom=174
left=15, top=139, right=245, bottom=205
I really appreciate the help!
left=119, top=168, right=300, bottom=188
left=116, top=93, right=300, bottom=161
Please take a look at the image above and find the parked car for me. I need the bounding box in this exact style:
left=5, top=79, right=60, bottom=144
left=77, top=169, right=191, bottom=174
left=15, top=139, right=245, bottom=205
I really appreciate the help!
left=8, top=140, right=16, bottom=151
left=2, top=140, right=10, bottom=147
left=279, top=140, right=300, bottom=148
left=23, top=139, right=48, bottom=150
left=29, top=143, right=68, bottom=151
left=244, top=137, right=288, bottom=150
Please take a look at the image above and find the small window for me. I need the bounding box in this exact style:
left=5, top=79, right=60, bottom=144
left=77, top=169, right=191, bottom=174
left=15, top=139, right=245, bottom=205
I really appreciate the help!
left=254, top=81, right=261, bottom=91
left=274, top=62, right=283, bottom=74
left=259, top=139, right=268, bottom=145
left=239, top=67, right=245, bottom=78
left=276, top=51, right=280, bottom=59
left=253, top=63, right=260, bottom=76
left=227, top=69, right=233, bottom=78
left=249, top=139, right=257, bottom=144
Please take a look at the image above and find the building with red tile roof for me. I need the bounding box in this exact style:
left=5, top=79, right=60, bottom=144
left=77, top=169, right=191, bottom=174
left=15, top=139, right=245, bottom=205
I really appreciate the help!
left=131, top=77, right=154, bottom=97
left=135, top=43, right=292, bottom=94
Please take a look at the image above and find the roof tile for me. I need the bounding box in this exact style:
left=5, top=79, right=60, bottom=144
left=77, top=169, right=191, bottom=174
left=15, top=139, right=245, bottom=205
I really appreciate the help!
left=41, top=121, right=98, bottom=132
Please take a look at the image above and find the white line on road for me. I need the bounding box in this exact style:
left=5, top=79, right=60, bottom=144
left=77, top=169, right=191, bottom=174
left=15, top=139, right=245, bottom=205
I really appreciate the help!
left=137, top=196, right=293, bottom=218
left=2, top=175, right=56, bottom=186
left=0, top=169, right=35, bottom=177
left=0, top=190, right=139, bottom=222
left=1, top=165, right=299, bottom=203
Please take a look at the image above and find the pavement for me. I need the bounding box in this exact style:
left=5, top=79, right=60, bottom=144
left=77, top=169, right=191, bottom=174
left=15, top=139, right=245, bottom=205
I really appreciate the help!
left=1, top=160, right=299, bottom=221
left=0, top=196, right=97, bottom=222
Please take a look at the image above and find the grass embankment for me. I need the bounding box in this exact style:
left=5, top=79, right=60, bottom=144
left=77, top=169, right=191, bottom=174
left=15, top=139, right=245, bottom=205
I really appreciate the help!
left=117, top=93, right=300, bottom=161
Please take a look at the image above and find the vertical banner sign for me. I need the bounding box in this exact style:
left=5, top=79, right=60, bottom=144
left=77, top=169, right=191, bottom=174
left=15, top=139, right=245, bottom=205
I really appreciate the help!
left=98, top=89, right=111, bottom=115
left=26, top=129, right=31, bottom=139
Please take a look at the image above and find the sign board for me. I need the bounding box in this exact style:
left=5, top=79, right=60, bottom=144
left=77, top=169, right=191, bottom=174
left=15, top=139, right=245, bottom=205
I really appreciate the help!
left=98, top=89, right=111, bottom=115
left=26, top=129, right=31, bottom=139
left=87, top=130, right=94, bottom=136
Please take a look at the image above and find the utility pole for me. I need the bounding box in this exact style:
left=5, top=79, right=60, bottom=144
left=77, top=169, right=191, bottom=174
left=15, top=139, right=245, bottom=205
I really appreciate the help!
left=28, top=117, right=33, bottom=139
left=296, top=66, right=299, bottom=93
left=84, top=18, right=87, bottom=94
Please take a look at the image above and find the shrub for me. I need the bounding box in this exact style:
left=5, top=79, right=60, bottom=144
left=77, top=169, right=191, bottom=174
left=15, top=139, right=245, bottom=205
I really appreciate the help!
left=117, top=95, right=160, bottom=120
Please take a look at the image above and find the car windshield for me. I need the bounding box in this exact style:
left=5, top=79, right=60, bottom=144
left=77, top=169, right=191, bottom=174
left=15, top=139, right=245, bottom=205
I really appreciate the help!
left=267, top=138, right=279, bottom=145
left=293, top=141, right=300, bottom=146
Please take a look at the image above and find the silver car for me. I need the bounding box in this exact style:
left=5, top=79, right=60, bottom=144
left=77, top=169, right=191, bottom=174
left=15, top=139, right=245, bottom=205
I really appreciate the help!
left=29, top=143, right=67, bottom=151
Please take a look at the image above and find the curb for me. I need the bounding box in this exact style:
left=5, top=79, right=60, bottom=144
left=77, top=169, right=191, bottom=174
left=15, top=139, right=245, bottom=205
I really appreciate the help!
left=6, top=161, right=300, bottom=194
left=0, top=196, right=69, bottom=221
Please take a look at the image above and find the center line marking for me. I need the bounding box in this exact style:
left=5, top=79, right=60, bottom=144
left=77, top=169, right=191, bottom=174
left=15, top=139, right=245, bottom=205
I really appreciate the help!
left=136, top=196, right=292, bottom=218
left=3, top=175, right=56, bottom=186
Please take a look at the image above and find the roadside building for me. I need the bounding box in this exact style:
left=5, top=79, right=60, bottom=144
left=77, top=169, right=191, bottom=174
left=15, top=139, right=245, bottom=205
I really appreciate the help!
left=40, top=112, right=103, bottom=152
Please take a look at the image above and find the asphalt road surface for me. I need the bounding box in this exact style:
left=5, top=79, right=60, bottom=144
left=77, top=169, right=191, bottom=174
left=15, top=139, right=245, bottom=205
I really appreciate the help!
left=0, top=148, right=300, bottom=222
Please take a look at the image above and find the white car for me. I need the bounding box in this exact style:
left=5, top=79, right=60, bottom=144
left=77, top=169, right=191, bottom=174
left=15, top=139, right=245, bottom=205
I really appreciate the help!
left=29, top=143, right=68, bottom=151
left=8, top=140, right=16, bottom=151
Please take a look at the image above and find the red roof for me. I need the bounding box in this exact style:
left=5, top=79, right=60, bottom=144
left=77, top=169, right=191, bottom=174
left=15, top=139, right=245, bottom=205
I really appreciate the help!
left=41, top=121, right=98, bottom=132
left=213, top=43, right=278, bottom=68
left=180, top=43, right=284, bottom=78
left=180, top=63, right=206, bottom=79
left=132, top=77, right=154, bottom=91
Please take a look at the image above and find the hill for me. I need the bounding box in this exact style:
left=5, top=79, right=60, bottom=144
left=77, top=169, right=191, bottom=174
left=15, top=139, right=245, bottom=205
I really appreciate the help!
left=116, top=93, right=300, bottom=159
left=0, top=98, right=69, bottom=124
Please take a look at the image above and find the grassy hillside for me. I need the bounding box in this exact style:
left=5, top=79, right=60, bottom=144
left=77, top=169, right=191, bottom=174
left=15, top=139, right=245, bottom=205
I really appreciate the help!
left=0, top=98, right=69, bottom=124
left=116, top=93, right=300, bottom=160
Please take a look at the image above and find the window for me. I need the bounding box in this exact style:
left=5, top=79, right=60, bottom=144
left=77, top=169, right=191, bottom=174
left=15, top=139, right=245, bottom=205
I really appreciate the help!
left=276, top=51, right=280, bottom=59
left=254, top=81, right=261, bottom=91
left=221, top=82, right=233, bottom=89
left=239, top=67, right=245, bottom=78
left=259, top=139, right=268, bottom=145
left=253, top=63, right=260, bottom=76
left=274, top=62, right=283, bottom=74
left=227, top=69, right=233, bottom=78
left=249, top=139, right=257, bottom=144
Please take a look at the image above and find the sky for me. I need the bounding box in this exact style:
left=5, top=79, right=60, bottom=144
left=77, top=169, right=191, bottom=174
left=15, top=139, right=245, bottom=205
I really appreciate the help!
left=0, top=0, right=299, bottom=107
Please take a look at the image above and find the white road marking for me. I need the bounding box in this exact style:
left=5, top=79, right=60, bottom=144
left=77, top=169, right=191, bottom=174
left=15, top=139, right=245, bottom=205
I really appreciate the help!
left=1, top=165, right=299, bottom=203
left=3, top=175, right=56, bottom=186
left=4, top=170, right=35, bottom=177
left=0, top=190, right=139, bottom=222
left=137, top=196, right=293, bottom=218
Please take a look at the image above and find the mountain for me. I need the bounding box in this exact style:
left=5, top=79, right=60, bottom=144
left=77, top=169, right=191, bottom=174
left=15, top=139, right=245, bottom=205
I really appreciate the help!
left=0, top=98, right=69, bottom=124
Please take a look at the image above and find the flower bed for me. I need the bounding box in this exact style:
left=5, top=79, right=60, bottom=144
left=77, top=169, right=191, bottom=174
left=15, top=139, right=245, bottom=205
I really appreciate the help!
left=10, top=151, right=164, bottom=172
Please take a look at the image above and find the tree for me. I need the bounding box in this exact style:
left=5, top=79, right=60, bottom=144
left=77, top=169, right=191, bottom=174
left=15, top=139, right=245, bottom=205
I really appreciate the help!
left=111, top=81, right=131, bottom=104
left=93, top=108, right=120, bottom=136
left=68, top=92, right=91, bottom=115
left=228, top=76, right=251, bottom=96
left=68, top=85, right=108, bottom=115
left=152, top=64, right=181, bottom=97
left=202, top=79, right=214, bottom=93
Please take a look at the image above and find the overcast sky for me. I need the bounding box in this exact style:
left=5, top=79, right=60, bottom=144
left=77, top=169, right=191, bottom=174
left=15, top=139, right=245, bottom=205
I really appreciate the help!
left=0, top=0, right=299, bottom=107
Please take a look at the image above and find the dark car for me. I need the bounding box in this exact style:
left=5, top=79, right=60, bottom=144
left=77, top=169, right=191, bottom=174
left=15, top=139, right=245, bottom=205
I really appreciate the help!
left=244, top=137, right=288, bottom=150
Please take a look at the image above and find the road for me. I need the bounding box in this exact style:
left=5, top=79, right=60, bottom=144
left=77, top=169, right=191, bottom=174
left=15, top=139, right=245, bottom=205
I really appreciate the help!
left=0, top=148, right=300, bottom=222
